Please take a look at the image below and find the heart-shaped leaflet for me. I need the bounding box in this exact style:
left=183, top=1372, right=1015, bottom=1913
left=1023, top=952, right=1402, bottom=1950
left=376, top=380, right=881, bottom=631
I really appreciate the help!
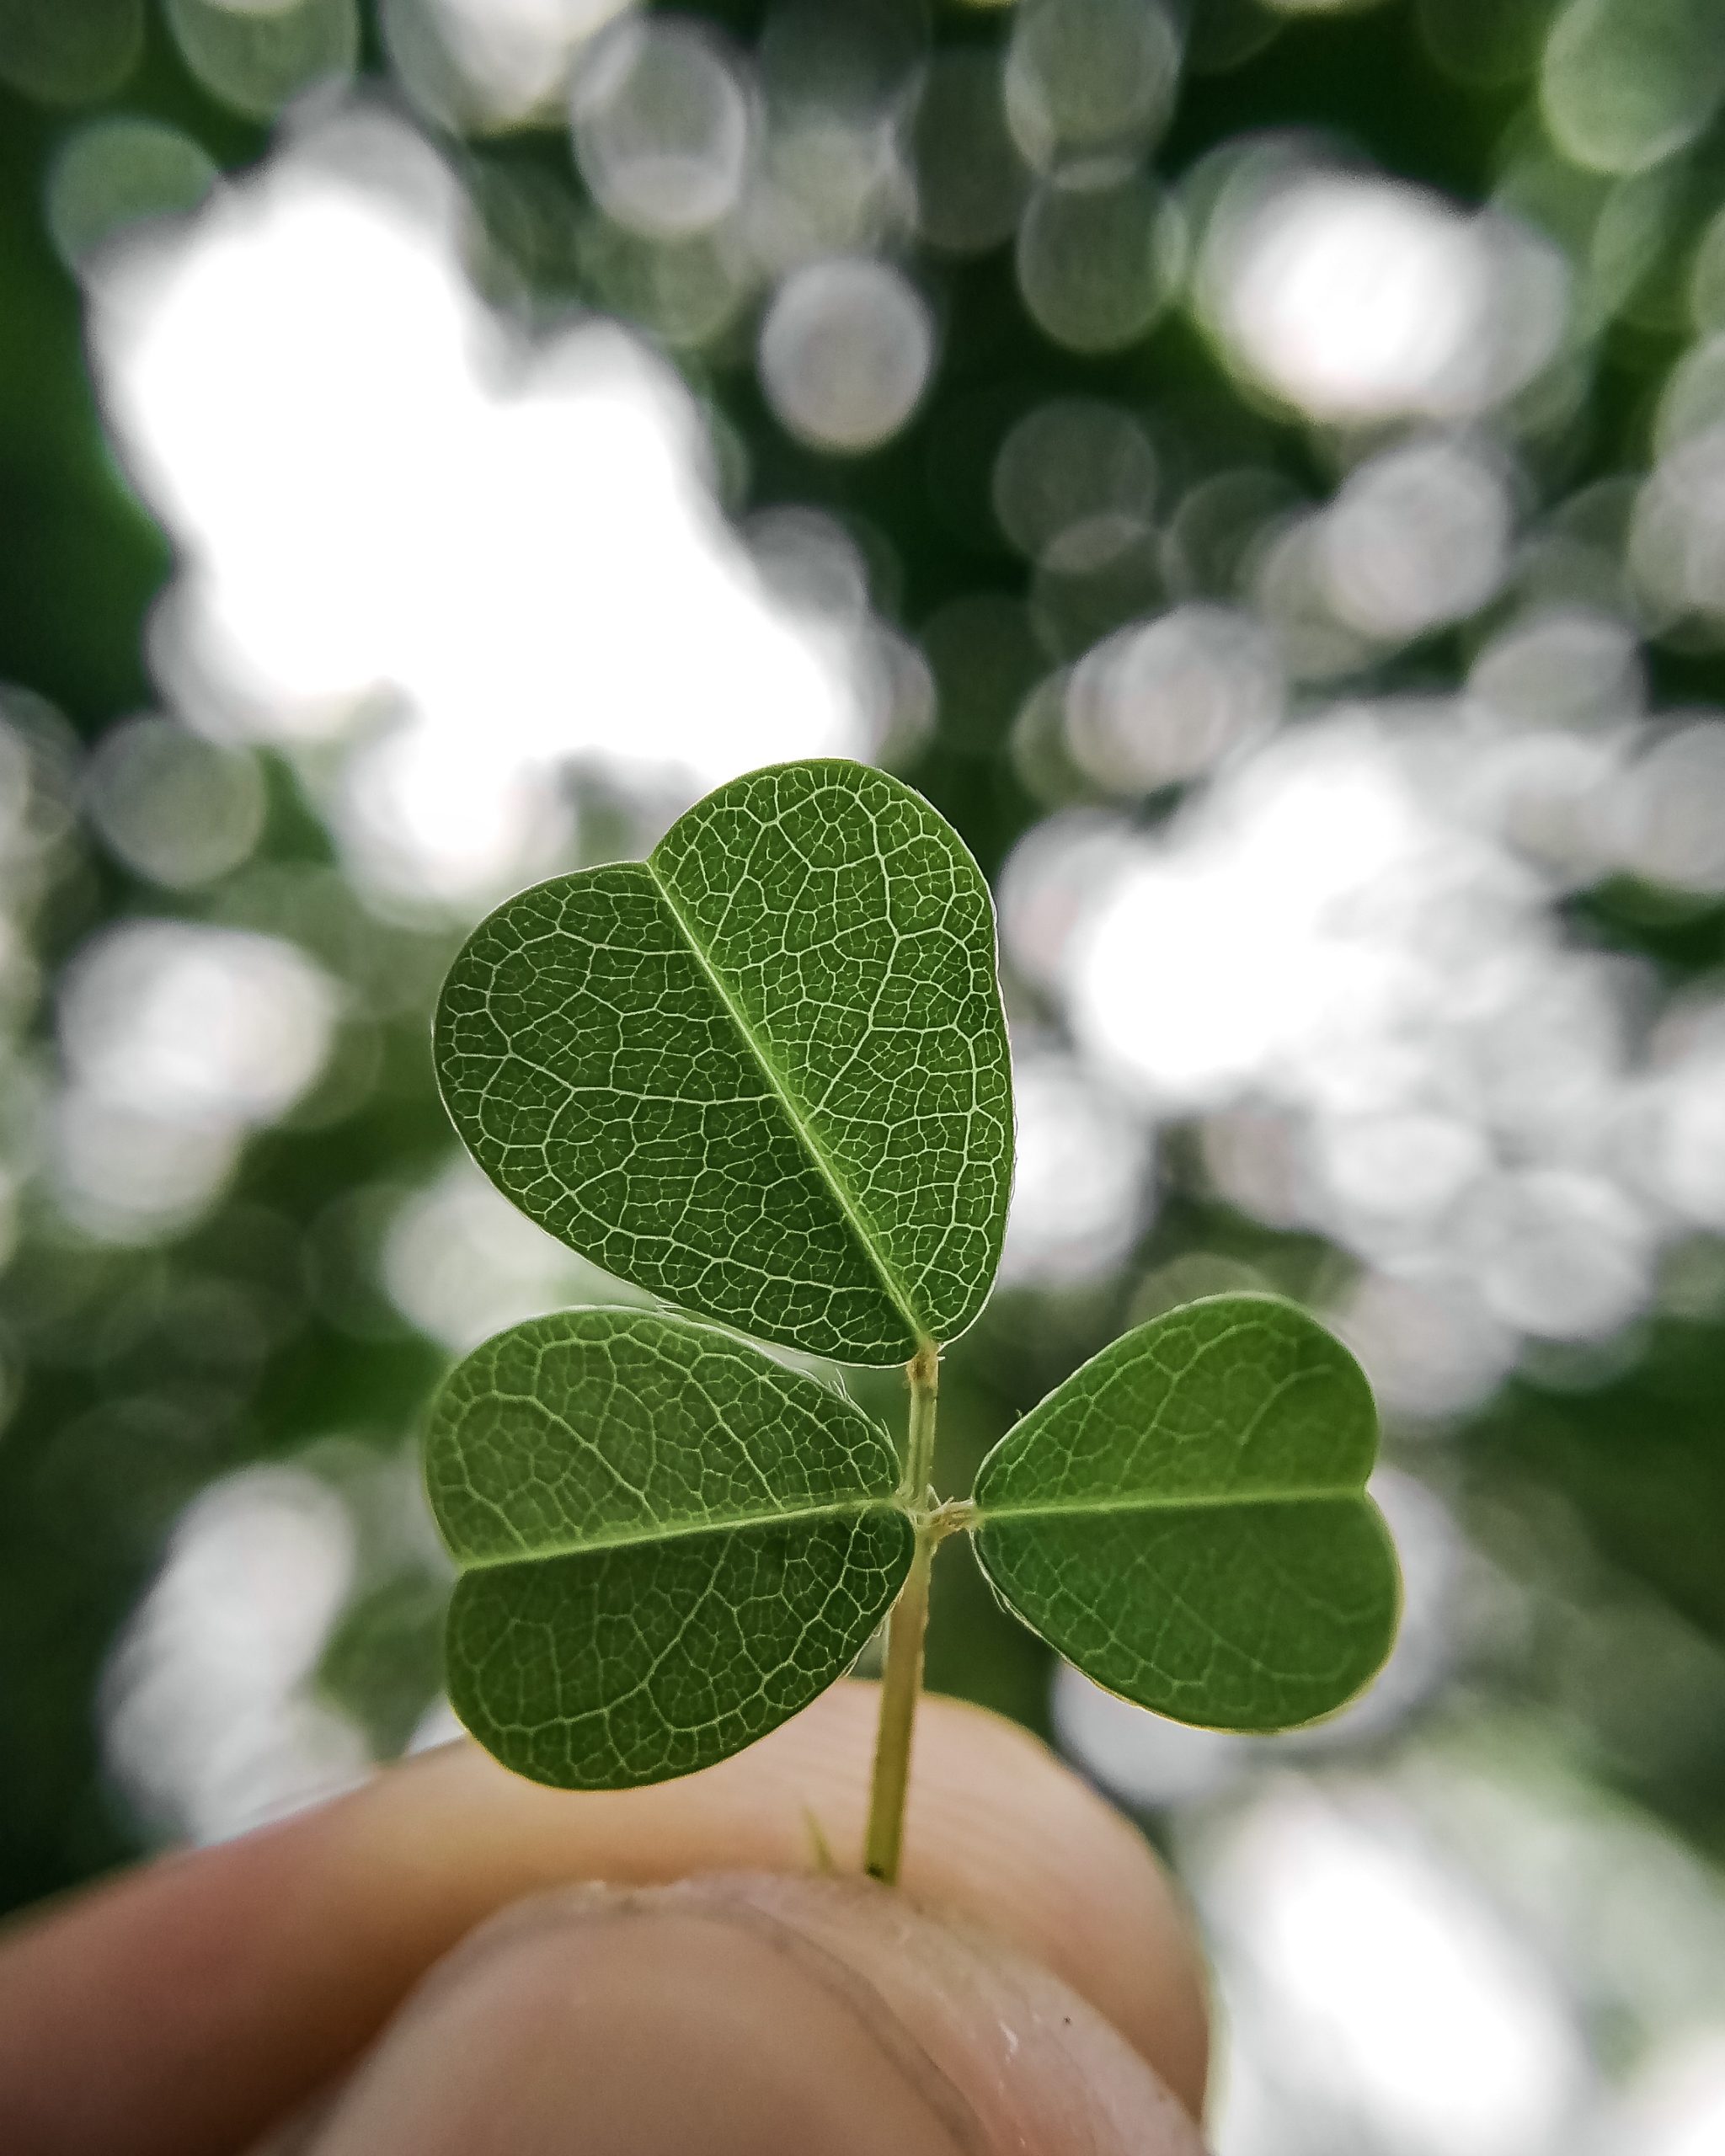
left=426, top=1307, right=912, bottom=1788
left=972, top=1294, right=1401, bottom=1732
left=435, top=760, right=1013, bottom=1366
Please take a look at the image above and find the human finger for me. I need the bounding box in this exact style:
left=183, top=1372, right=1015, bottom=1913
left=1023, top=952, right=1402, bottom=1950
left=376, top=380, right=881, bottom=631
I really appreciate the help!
left=287, top=1873, right=1206, bottom=2156
left=0, top=1681, right=1207, bottom=2155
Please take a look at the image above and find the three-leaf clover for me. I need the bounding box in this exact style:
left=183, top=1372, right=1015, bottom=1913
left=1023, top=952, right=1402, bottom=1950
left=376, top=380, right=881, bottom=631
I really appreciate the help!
left=427, top=759, right=1401, bottom=1879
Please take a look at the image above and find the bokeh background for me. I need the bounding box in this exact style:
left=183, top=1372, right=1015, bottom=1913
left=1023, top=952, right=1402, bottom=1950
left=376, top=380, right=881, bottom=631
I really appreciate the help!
left=5, top=0, right=1725, bottom=2146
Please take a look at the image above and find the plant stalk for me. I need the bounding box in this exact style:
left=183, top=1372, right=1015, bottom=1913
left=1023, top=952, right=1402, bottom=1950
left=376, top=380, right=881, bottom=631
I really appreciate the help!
left=863, top=1342, right=939, bottom=1885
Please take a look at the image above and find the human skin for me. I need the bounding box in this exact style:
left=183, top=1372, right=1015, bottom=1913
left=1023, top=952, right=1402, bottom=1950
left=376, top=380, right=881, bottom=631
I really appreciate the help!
left=0, top=1683, right=1210, bottom=2155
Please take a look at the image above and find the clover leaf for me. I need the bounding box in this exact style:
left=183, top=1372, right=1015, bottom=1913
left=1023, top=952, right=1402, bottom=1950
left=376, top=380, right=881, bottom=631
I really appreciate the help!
left=427, top=759, right=1401, bottom=1879
left=435, top=759, right=1013, bottom=1364
left=427, top=1307, right=911, bottom=1788
left=972, top=1295, right=1400, bottom=1732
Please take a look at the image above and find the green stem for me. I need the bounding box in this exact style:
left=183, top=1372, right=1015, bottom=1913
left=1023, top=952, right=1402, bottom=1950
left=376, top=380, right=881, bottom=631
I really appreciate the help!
left=863, top=1342, right=939, bottom=1885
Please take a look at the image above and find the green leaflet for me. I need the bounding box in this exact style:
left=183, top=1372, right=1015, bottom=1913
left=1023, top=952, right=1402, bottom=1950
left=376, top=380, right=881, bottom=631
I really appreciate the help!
left=434, top=760, right=1013, bottom=1364
left=972, top=1295, right=1401, bottom=1732
left=426, top=1308, right=912, bottom=1787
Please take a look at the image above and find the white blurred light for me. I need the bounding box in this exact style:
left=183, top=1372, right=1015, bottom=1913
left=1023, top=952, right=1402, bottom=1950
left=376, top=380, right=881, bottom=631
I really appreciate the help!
left=1198, top=1104, right=1311, bottom=1230
left=856, top=623, right=938, bottom=768
left=996, top=805, right=1140, bottom=994
left=1247, top=511, right=1379, bottom=684
left=50, top=1097, right=244, bottom=1245
left=1653, top=334, right=1725, bottom=460
left=1467, top=606, right=1642, bottom=734
left=83, top=713, right=266, bottom=888
left=1635, top=999, right=1725, bottom=1231
left=1162, top=466, right=1299, bottom=603
left=1017, top=164, right=1174, bottom=355
left=384, top=1155, right=643, bottom=1350
left=747, top=110, right=912, bottom=278
left=1316, top=1111, right=1487, bottom=1239
left=1422, top=1731, right=1725, bottom=2093
left=1630, top=429, right=1725, bottom=629
left=1054, top=1667, right=1249, bottom=1806
left=743, top=510, right=935, bottom=764
left=1065, top=602, right=1282, bottom=792
left=1199, top=159, right=1566, bottom=423
left=912, top=47, right=1029, bottom=257
left=1044, top=699, right=1680, bottom=1384
left=1459, top=1167, right=1653, bottom=1340
left=570, top=15, right=752, bottom=239
left=992, top=397, right=1156, bottom=568
left=0, top=727, right=35, bottom=860
left=46, top=117, right=220, bottom=280
left=165, top=0, right=359, bottom=122
left=757, top=254, right=934, bottom=451
left=1609, top=2035, right=1725, bottom=2156
left=414, top=0, right=631, bottom=126
left=1203, top=1788, right=1591, bottom=2156
left=0, top=689, right=81, bottom=871
left=998, top=1047, right=1153, bottom=1285
left=1003, top=0, right=1181, bottom=173
left=90, top=109, right=875, bottom=905
left=1322, top=437, right=1513, bottom=639
left=328, top=724, right=574, bottom=905
left=1605, top=718, right=1725, bottom=893
left=103, top=1465, right=370, bottom=1843
left=1333, top=1267, right=1519, bottom=1421
left=52, top=921, right=337, bottom=1241
left=1069, top=720, right=1429, bottom=1111
left=1541, top=0, right=1725, bottom=179
left=1640, top=350, right=1725, bottom=625
left=409, top=1695, right=464, bottom=1753
left=1461, top=728, right=1628, bottom=893
left=60, top=920, right=336, bottom=1126
left=745, top=505, right=871, bottom=623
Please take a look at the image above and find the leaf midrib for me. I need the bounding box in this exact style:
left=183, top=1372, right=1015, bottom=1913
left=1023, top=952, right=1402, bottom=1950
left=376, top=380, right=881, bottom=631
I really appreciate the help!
left=450, top=1491, right=905, bottom=1571
left=976, top=1484, right=1369, bottom=1525
left=647, top=855, right=928, bottom=1353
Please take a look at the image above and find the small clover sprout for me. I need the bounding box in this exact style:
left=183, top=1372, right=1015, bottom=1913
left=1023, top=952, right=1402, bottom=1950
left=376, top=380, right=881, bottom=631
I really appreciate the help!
left=427, top=760, right=1400, bottom=1880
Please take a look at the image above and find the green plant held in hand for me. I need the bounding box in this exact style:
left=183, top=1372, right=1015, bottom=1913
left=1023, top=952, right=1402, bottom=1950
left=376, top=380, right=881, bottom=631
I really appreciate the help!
left=426, top=760, right=1402, bottom=1882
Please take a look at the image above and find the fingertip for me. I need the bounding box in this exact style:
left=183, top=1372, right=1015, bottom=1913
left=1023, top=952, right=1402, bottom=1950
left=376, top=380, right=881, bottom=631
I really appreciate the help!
left=299, top=1876, right=1206, bottom=2156
left=356, top=1681, right=1211, bottom=2116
